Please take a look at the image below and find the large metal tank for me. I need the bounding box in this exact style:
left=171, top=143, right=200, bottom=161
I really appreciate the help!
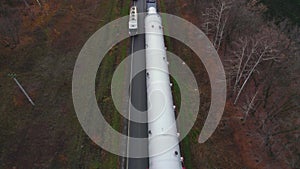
left=145, top=7, right=183, bottom=169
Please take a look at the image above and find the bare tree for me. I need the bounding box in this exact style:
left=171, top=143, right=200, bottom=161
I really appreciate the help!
left=226, top=25, right=289, bottom=104
left=241, top=90, right=258, bottom=120
left=202, top=0, right=231, bottom=52
left=22, top=0, right=30, bottom=8
left=36, top=0, right=42, bottom=8
left=229, top=20, right=299, bottom=166
left=210, top=0, right=300, bottom=167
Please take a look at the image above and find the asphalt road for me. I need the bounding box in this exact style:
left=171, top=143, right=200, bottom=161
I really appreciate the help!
left=127, top=0, right=149, bottom=169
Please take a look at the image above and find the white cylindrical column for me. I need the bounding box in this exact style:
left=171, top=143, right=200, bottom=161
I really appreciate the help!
left=145, top=7, right=183, bottom=169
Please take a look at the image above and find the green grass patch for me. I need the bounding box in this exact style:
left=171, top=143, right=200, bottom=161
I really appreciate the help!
left=159, top=1, right=194, bottom=168
left=94, top=1, right=131, bottom=169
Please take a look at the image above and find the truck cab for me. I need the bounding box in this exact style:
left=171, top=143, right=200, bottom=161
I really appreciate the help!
left=146, top=0, right=157, bottom=11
